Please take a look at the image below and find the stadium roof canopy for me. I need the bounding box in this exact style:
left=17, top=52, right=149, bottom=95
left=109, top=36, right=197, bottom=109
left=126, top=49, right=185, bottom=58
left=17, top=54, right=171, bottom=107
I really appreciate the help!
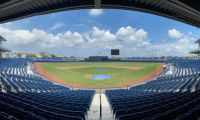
left=190, top=50, right=200, bottom=54
left=195, top=39, right=200, bottom=44
left=190, top=39, right=200, bottom=55
left=0, top=47, right=10, bottom=52
left=0, top=35, right=7, bottom=41
left=0, top=0, right=200, bottom=27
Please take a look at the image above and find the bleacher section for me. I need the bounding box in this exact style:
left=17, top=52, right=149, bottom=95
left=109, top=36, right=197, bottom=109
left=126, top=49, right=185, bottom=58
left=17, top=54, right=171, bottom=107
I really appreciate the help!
left=0, top=58, right=31, bottom=75
left=106, top=89, right=200, bottom=120
left=167, top=59, right=200, bottom=76
left=0, top=73, right=69, bottom=92
left=0, top=58, right=94, bottom=120
left=131, top=74, right=200, bottom=92
left=106, top=59, right=200, bottom=120
left=1, top=58, right=200, bottom=120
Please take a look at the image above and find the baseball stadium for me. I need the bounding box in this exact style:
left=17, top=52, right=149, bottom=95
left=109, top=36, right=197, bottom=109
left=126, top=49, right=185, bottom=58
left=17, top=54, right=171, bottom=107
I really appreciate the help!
left=0, top=1, right=200, bottom=120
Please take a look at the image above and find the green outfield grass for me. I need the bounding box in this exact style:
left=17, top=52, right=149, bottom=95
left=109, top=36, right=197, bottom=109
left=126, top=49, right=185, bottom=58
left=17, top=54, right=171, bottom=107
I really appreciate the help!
left=38, top=62, right=161, bottom=87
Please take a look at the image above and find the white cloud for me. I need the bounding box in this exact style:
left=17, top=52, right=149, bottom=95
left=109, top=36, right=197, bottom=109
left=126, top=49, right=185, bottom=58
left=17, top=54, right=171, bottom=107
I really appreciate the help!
left=168, top=29, right=182, bottom=38
left=86, top=27, right=117, bottom=49
left=49, top=22, right=65, bottom=31
left=58, top=31, right=85, bottom=48
left=3, top=22, right=12, bottom=26
left=116, top=26, right=149, bottom=48
left=72, top=24, right=86, bottom=27
left=89, top=9, right=103, bottom=16
left=0, top=25, right=196, bottom=56
left=0, top=27, right=60, bottom=53
left=155, top=31, right=196, bottom=56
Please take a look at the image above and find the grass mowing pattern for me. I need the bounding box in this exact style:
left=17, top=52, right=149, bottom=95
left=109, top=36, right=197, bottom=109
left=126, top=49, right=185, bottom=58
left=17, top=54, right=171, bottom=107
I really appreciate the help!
left=39, top=62, right=161, bottom=87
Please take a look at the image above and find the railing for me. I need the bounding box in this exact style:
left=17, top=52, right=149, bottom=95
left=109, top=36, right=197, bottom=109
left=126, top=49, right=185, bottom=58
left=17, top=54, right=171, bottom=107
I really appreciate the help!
left=100, top=90, right=102, bottom=120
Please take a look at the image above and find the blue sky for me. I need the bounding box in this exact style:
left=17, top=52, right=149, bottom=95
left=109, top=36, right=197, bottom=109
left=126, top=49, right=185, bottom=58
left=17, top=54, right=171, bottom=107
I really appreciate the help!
left=0, top=9, right=199, bottom=57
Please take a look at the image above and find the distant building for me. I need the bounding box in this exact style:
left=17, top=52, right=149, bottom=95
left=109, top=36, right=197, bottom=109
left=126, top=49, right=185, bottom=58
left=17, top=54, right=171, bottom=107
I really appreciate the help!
left=85, top=56, right=109, bottom=62
left=2, top=53, right=17, bottom=58
left=36, top=53, right=51, bottom=58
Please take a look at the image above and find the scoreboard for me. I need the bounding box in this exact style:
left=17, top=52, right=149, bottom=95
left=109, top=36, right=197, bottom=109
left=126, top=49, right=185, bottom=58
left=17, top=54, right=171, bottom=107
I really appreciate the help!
left=111, top=49, right=119, bottom=55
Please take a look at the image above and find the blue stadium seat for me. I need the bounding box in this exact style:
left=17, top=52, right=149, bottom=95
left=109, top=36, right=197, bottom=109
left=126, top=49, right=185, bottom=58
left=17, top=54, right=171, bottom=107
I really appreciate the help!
left=0, top=58, right=94, bottom=120
left=106, top=59, right=200, bottom=120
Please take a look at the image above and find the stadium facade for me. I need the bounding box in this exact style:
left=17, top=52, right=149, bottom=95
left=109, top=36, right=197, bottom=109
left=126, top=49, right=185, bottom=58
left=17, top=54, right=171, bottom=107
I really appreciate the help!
left=85, top=56, right=109, bottom=62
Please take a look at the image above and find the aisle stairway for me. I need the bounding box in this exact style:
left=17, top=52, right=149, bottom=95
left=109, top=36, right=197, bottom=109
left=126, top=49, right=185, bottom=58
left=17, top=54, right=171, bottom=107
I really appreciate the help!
left=88, top=93, right=100, bottom=120
left=87, top=93, right=114, bottom=120
left=101, top=93, right=115, bottom=120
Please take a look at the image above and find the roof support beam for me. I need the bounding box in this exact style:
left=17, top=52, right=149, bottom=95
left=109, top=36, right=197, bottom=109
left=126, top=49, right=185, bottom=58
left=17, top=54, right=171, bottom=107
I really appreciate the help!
left=0, top=0, right=200, bottom=28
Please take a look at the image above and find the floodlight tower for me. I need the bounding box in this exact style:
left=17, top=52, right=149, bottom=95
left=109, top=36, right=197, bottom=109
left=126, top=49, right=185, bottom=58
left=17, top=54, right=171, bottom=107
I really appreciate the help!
left=44, top=42, right=58, bottom=57
left=150, top=40, right=156, bottom=58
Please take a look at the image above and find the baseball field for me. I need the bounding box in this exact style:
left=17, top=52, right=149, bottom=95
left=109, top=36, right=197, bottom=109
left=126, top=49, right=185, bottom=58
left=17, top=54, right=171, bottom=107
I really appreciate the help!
left=34, top=62, right=163, bottom=88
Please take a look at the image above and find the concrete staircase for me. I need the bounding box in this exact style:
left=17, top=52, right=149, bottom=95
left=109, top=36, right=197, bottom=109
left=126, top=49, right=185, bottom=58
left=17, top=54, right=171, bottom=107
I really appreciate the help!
left=87, top=93, right=100, bottom=120
left=101, top=93, right=114, bottom=120
left=87, top=93, right=114, bottom=120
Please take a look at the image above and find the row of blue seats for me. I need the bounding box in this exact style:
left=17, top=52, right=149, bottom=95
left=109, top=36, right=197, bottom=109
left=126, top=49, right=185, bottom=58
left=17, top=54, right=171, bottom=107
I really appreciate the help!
left=106, top=89, right=200, bottom=120
left=131, top=74, right=200, bottom=92
left=0, top=58, right=95, bottom=120
left=0, top=73, right=69, bottom=92
left=0, top=58, right=31, bottom=75
left=167, top=59, right=200, bottom=76
left=0, top=91, right=94, bottom=120
left=106, top=59, right=200, bottom=120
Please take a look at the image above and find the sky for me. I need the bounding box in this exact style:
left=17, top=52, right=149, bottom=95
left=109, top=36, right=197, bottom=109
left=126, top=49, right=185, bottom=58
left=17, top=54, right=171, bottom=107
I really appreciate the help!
left=0, top=9, right=200, bottom=57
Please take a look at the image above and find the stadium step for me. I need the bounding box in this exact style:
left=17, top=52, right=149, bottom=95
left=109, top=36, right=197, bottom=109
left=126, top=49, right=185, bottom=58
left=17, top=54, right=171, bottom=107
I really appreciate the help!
left=101, top=93, right=115, bottom=120
left=87, top=93, right=100, bottom=120
left=87, top=93, right=114, bottom=120
left=26, top=63, right=35, bottom=75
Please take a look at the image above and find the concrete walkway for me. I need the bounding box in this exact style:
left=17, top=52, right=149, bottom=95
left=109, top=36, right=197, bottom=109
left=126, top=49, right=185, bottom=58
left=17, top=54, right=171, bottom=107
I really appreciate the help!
left=87, top=93, right=114, bottom=120
left=101, top=93, right=114, bottom=120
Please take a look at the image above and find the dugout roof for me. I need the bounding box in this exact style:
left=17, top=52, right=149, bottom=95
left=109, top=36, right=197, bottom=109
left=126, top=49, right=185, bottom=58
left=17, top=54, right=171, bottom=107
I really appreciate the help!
left=0, top=0, right=199, bottom=27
